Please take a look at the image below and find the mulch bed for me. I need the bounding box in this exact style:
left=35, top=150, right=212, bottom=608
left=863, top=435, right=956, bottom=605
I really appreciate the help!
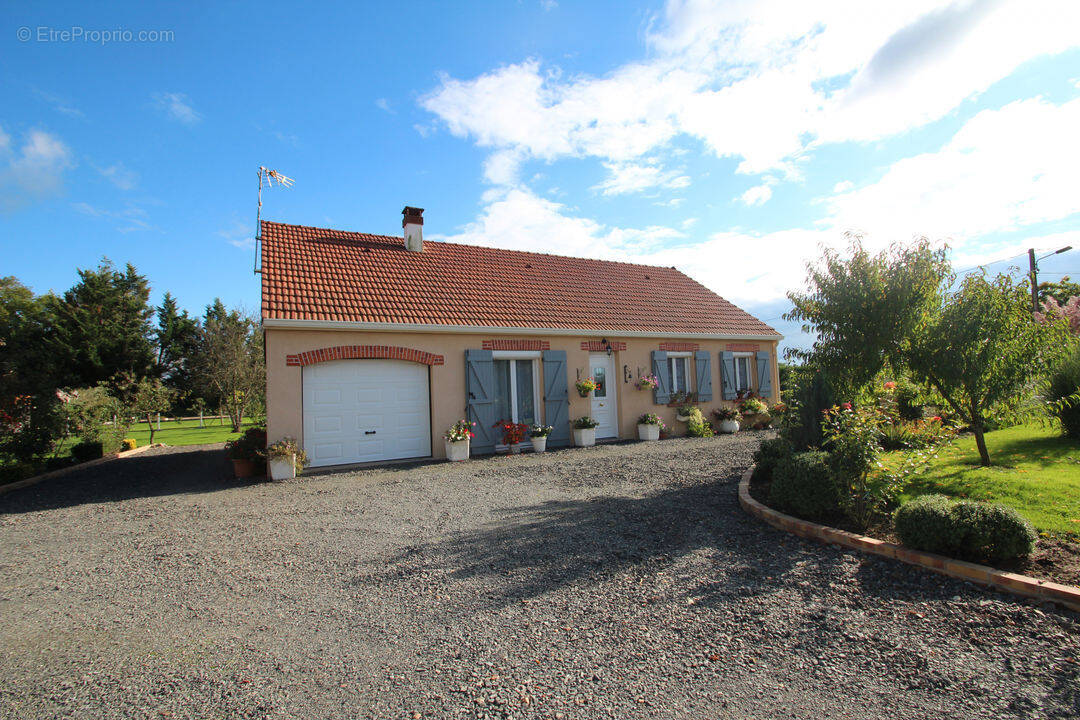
left=748, top=470, right=1080, bottom=587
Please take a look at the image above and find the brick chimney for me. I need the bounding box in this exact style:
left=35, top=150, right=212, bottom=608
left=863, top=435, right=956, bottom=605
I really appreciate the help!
left=402, top=206, right=424, bottom=252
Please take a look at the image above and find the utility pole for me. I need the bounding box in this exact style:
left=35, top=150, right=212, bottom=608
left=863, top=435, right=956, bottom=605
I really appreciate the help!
left=1029, top=245, right=1073, bottom=313
left=1029, top=248, right=1039, bottom=313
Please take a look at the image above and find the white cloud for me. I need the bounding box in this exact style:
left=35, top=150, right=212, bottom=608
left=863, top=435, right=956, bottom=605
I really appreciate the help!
left=421, top=0, right=1080, bottom=185
left=740, top=178, right=776, bottom=206
left=375, top=98, right=394, bottom=114
left=153, top=92, right=201, bottom=124
left=592, top=160, right=690, bottom=196
left=217, top=218, right=254, bottom=249
left=832, top=180, right=854, bottom=193
left=826, top=97, right=1080, bottom=240
left=96, top=162, right=138, bottom=190
left=540, top=0, right=557, bottom=10
left=72, top=201, right=154, bottom=233
left=0, top=128, right=74, bottom=212
left=32, top=88, right=84, bottom=118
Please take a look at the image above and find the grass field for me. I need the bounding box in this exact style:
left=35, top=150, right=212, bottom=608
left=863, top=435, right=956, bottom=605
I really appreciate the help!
left=124, top=418, right=260, bottom=448
left=897, top=424, right=1080, bottom=536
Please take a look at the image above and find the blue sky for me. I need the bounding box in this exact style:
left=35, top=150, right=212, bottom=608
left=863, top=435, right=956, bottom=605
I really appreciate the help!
left=2, top=0, right=1079, bottom=353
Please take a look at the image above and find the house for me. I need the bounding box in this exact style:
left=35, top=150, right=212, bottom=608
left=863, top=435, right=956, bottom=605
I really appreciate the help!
left=261, top=207, right=782, bottom=467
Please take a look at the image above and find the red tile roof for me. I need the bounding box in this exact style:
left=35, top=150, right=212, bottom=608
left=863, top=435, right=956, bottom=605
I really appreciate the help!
left=260, top=220, right=780, bottom=336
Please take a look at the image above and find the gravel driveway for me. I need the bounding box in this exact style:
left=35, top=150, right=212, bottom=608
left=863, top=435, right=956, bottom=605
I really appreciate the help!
left=1, top=435, right=1077, bottom=719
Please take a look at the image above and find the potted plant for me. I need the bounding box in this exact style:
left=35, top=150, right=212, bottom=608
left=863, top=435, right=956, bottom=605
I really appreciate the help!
left=575, top=376, right=598, bottom=398
left=266, top=436, right=308, bottom=480
left=713, top=407, right=740, bottom=434
left=738, top=396, right=770, bottom=429
left=225, top=426, right=267, bottom=478
left=444, top=419, right=474, bottom=462
left=635, top=374, right=659, bottom=390
left=676, top=403, right=697, bottom=422
left=637, top=413, right=665, bottom=441
left=495, top=420, right=530, bottom=453
left=529, top=424, right=553, bottom=453
left=572, top=416, right=599, bottom=447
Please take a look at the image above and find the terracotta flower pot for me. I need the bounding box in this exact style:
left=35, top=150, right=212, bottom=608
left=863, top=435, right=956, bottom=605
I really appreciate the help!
left=231, top=458, right=264, bottom=478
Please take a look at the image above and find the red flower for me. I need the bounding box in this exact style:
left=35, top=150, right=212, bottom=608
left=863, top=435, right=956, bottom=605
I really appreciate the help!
left=841, top=402, right=852, bottom=410
left=884, top=381, right=896, bottom=390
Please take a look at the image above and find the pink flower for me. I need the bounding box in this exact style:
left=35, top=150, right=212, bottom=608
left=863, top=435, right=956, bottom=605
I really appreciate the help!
left=884, top=381, right=896, bottom=390
left=841, top=402, right=852, bottom=410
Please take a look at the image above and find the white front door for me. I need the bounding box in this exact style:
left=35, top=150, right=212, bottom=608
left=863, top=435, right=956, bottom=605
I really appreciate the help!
left=302, top=359, right=431, bottom=467
left=589, top=353, right=618, bottom=439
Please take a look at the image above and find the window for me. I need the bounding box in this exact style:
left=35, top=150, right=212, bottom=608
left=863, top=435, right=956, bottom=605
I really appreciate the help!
left=733, top=354, right=753, bottom=392
left=492, top=356, right=539, bottom=426
left=667, top=353, right=692, bottom=394
left=592, top=363, right=607, bottom=398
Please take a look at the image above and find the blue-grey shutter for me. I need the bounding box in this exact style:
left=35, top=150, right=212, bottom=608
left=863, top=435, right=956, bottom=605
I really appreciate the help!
left=465, top=349, right=497, bottom=454
left=756, top=350, right=773, bottom=399
left=542, top=350, right=570, bottom=448
left=720, top=351, right=737, bottom=400
left=651, top=350, right=670, bottom=404
left=694, top=350, right=712, bottom=402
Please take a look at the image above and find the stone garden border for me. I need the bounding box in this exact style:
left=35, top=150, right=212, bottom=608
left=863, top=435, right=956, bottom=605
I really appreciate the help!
left=0, top=443, right=160, bottom=497
left=738, top=465, right=1080, bottom=613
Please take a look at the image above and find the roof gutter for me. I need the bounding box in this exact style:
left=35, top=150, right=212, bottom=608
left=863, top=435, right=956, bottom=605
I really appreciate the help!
left=261, top=317, right=782, bottom=342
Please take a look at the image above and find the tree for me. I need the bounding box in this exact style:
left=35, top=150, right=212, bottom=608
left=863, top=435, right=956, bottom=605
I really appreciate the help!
left=193, top=302, right=264, bottom=432
left=0, top=277, right=64, bottom=462
left=786, top=237, right=951, bottom=391
left=155, top=292, right=201, bottom=404
left=906, top=273, right=1072, bottom=466
left=1038, top=276, right=1080, bottom=306
left=51, top=259, right=155, bottom=387
left=128, top=378, right=174, bottom=445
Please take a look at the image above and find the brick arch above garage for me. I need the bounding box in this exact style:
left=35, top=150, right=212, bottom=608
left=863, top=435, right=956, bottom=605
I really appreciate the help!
left=285, top=345, right=445, bottom=367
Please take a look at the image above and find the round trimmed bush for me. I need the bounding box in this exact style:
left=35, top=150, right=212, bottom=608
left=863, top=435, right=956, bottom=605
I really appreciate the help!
left=950, top=500, right=1037, bottom=564
left=895, top=495, right=1036, bottom=564
left=894, top=494, right=956, bottom=555
left=768, top=450, right=839, bottom=521
left=752, top=437, right=793, bottom=483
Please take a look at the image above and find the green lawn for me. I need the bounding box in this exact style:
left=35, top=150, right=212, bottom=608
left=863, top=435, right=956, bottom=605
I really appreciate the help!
left=897, top=424, right=1080, bottom=536
left=124, top=418, right=260, bottom=448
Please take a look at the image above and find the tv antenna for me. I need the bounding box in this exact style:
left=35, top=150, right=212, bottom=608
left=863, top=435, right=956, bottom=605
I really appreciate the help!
left=253, top=166, right=294, bottom=274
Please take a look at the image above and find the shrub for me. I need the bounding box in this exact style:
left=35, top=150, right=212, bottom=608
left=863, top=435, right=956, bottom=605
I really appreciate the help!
left=225, top=426, right=267, bottom=462
left=684, top=407, right=715, bottom=437
left=739, top=396, right=768, bottom=415
left=950, top=500, right=1037, bottom=563
left=769, top=451, right=840, bottom=521
left=121, top=438, right=137, bottom=451
left=1047, top=346, right=1080, bottom=439
left=752, top=436, right=792, bottom=483
left=637, top=413, right=665, bottom=429
left=71, top=440, right=104, bottom=463
left=894, top=378, right=924, bottom=421
left=783, top=369, right=836, bottom=450
left=266, top=436, right=309, bottom=472
left=894, top=494, right=956, bottom=554
left=894, top=495, right=1037, bottom=563
left=573, top=416, right=599, bottom=429
left=879, top=422, right=914, bottom=451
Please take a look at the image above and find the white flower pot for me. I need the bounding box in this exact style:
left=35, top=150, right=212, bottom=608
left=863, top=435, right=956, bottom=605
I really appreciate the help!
left=719, top=419, right=740, bottom=434
left=445, top=438, right=470, bottom=462
left=637, top=423, right=660, bottom=441
left=573, top=428, right=596, bottom=447
left=269, top=456, right=296, bottom=480
left=531, top=436, right=548, bottom=453
left=676, top=414, right=692, bottom=423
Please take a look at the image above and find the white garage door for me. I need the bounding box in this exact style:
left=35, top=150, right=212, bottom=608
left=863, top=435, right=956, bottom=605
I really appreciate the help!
left=302, top=359, right=431, bottom=467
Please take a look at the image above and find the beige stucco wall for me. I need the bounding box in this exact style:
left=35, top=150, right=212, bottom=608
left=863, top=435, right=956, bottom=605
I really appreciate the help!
left=265, top=328, right=781, bottom=461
